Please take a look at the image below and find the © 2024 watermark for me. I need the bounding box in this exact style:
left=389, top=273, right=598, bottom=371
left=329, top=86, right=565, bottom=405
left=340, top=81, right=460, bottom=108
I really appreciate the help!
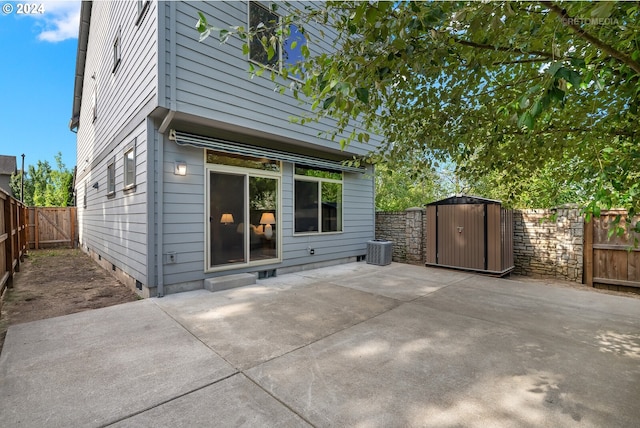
left=2, top=3, right=45, bottom=15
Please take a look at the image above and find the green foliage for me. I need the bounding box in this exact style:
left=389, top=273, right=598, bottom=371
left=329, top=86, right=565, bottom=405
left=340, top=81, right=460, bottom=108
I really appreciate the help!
left=196, top=1, right=640, bottom=225
left=375, top=162, right=447, bottom=212
left=10, top=153, right=74, bottom=207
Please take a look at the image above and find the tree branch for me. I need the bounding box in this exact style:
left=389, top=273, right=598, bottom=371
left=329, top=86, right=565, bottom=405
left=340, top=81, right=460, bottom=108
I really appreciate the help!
left=505, top=126, right=636, bottom=137
left=539, top=1, right=640, bottom=75
left=492, top=58, right=553, bottom=66
left=452, top=37, right=560, bottom=59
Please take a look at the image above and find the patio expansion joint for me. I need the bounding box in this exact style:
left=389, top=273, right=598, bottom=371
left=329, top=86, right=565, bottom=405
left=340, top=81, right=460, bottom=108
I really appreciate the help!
left=151, top=299, right=239, bottom=369
left=99, top=371, right=239, bottom=427
left=242, top=374, right=318, bottom=427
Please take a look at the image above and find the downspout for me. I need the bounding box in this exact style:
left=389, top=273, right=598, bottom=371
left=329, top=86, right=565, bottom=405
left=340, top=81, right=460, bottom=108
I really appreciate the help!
left=156, top=111, right=178, bottom=298
left=156, top=112, right=175, bottom=297
left=156, top=129, right=164, bottom=297
left=155, top=1, right=176, bottom=297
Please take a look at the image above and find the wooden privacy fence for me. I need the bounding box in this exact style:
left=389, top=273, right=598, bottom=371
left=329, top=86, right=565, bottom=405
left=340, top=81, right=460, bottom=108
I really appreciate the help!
left=584, top=210, right=640, bottom=290
left=0, top=188, right=28, bottom=297
left=28, top=207, right=77, bottom=249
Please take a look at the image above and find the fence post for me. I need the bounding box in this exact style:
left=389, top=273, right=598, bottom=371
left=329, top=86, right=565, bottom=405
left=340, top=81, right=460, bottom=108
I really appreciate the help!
left=11, top=199, right=18, bottom=273
left=70, top=207, right=76, bottom=249
left=583, top=216, right=593, bottom=287
left=34, top=208, right=39, bottom=250
left=4, top=196, right=13, bottom=289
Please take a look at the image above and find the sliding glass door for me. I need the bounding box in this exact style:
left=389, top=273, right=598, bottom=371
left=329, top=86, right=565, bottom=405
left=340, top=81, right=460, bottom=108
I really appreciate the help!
left=206, top=151, right=280, bottom=271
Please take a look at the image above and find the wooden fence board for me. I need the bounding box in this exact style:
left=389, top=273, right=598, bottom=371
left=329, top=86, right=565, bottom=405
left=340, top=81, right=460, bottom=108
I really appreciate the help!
left=28, top=207, right=77, bottom=249
left=0, top=189, right=27, bottom=301
left=628, top=252, right=640, bottom=282
left=585, top=211, right=640, bottom=289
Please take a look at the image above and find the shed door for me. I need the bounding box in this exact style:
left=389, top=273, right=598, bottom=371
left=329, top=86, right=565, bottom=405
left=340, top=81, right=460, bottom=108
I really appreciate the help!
left=437, top=204, right=485, bottom=270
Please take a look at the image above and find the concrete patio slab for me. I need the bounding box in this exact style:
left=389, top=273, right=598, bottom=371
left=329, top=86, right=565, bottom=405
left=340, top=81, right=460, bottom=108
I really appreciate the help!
left=386, top=264, right=477, bottom=284
left=246, top=298, right=640, bottom=427
left=415, top=275, right=640, bottom=349
left=154, top=281, right=399, bottom=370
left=1, top=262, right=639, bottom=427
left=330, top=271, right=444, bottom=301
left=110, top=373, right=310, bottom=427
left=0, top=300, right=236, bottom=428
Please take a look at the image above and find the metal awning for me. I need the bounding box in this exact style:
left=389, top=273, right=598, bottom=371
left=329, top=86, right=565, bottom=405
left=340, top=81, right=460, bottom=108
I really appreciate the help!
left=170, top=130, right=366, bottom=174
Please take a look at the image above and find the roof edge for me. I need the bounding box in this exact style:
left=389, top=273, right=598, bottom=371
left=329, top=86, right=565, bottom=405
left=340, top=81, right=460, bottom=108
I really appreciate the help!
left=69, top=1, right=92, bottom=132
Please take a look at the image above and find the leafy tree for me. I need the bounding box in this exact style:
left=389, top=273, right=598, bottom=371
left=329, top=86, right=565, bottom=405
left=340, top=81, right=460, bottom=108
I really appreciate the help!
left=10, top=153, right=74, bottom=207
left=375, top=162, right=447, bottom=211
left=197, top=1, right=640, bottom=231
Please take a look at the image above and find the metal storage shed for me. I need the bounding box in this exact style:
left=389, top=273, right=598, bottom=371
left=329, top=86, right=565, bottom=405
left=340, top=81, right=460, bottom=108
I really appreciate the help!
left=425, top=195, right=514, bottom=276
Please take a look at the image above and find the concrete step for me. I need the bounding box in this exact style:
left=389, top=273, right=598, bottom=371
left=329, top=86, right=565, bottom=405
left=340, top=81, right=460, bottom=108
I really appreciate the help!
left=204, top=273, right=257, bottom=293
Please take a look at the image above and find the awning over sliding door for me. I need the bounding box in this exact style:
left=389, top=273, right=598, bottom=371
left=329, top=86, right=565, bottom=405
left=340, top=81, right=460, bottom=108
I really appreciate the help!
left=170, top=130, right=366, bottom=174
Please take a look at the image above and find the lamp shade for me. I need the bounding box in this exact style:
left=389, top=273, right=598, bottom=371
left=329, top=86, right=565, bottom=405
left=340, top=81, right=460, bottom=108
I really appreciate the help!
left=220, top=213, right=234, bottom=224
left=259, top=212, right=276, bottom=225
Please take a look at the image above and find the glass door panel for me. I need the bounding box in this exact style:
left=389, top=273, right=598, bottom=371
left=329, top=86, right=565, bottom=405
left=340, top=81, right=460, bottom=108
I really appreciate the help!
left=210, top=172, right=245, bottom=266
left=249, top=176, right=278, bottom=262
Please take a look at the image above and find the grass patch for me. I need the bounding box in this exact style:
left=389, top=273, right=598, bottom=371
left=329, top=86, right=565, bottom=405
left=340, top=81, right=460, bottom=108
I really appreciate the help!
left=28, top=249, right=80, bottom=265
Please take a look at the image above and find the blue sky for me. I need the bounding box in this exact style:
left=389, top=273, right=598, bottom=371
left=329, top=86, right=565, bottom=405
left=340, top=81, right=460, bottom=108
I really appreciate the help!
left=0, top=1, right=80, bottom=173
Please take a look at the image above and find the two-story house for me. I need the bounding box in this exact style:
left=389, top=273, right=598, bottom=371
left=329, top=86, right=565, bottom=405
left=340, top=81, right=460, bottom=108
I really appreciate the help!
left=70, top=1, right=379, bottom=297
left=0, top=155, right=17, bottom=194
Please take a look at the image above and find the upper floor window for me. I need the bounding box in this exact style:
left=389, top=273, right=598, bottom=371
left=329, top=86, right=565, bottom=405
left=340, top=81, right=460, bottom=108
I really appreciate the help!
left=294, top=166, right=343, bottom=234
left=113, top=27, right=121, bottom=72
left=124, top=145, right=136, bottom=190
left=136, top=0, right=150, bottom=25
left=248, top=1, right=306, bottom=79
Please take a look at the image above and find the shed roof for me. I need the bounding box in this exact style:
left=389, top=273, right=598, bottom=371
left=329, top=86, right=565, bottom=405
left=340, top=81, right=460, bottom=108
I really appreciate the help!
left=0, top=155, right=17, bottom=175
left=426, top=195, right=502, bottom=206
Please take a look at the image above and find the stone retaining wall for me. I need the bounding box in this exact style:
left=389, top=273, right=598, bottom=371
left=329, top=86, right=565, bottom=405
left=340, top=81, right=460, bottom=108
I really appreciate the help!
left=512, top=208, right=583, bottom=282
left=375, top=208, right=425, bottom=264
left=375, top=207, right=584, bottom=283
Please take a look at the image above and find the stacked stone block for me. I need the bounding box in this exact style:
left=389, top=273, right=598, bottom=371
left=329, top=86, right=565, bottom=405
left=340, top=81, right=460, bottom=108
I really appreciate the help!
left=512, top=208, right=583, bottom=282
left=375, top=208, right=425, bottom=264
left=375, top=211, right=407, bottom=262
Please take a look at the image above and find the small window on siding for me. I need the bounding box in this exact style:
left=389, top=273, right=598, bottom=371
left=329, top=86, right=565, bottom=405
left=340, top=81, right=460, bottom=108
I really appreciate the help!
left=124, top=146, right=136, bottom=190
left=107, top=159, right=116, bottom=197
left=136, top=0, right=150, bottom=25
left=113, top=27, right=121, bottom=72
left=83, top=181, right=87, bottom=208
left=91, top=84, right=97, bottom=122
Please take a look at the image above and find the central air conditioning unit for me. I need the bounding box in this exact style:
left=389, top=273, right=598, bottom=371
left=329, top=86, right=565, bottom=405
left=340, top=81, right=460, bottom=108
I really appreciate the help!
left=366, top=240, right=393, bottom=266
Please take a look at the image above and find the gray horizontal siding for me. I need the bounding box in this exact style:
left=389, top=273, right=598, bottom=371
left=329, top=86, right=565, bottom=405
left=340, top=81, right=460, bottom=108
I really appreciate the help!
left=161, top=139, right=206, bottom=285
left=75, top=1, right=158, bottom=288
left=167, top=1, right=379, bottom=158
left=78, top=121, right=149, bottom=284
left=77, top=0, right=158, bottom=178
left=159, top=147, right=374, bottom=287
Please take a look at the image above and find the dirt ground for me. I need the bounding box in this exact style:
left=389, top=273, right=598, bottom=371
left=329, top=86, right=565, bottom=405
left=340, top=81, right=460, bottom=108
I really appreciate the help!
left=0, top=249, right=139, bottom=355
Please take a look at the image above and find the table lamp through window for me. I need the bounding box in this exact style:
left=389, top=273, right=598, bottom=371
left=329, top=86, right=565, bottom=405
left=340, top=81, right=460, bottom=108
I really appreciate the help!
left=259, top=212, right=276, bottom=239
